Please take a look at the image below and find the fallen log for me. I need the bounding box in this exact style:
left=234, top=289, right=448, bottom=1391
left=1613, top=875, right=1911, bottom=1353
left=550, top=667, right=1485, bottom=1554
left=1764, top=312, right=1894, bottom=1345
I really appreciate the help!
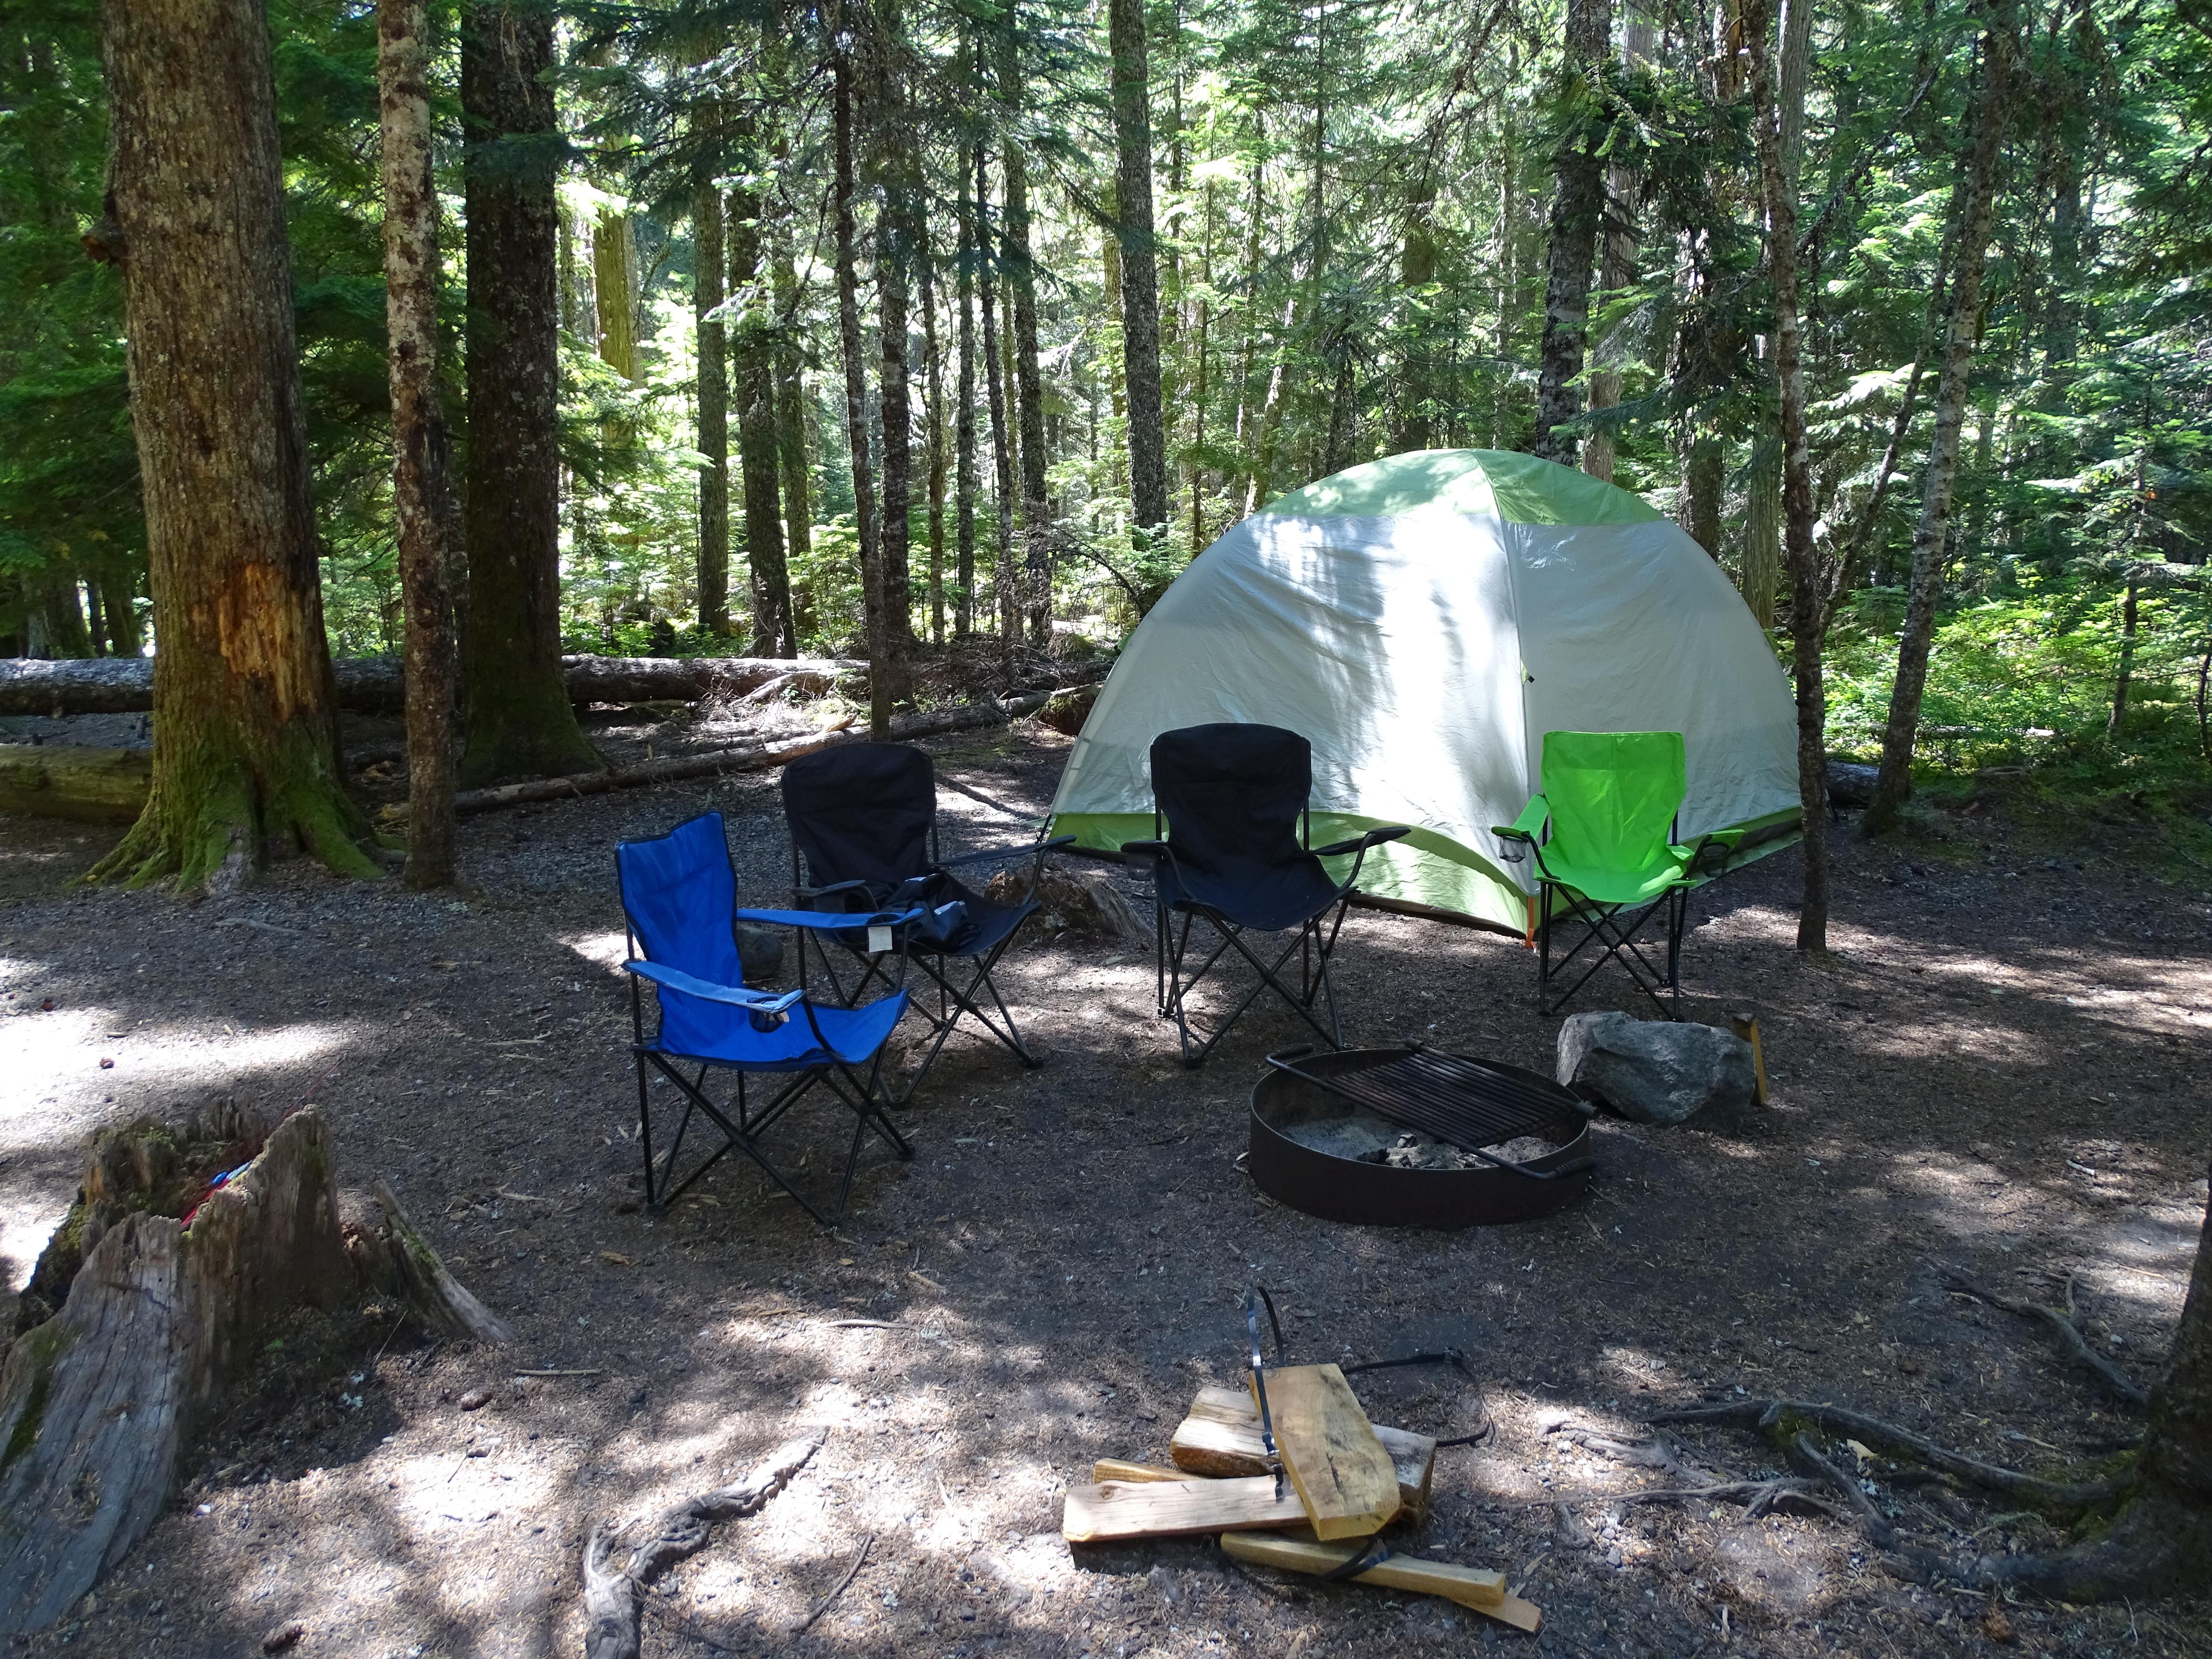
left=380, top=688, right=1059, bottom=822
left=0, top=1106, right=509, bottom=1638
left=0, top=654, right=863, bottom=718
left=0, top=743, right=151, bottom=823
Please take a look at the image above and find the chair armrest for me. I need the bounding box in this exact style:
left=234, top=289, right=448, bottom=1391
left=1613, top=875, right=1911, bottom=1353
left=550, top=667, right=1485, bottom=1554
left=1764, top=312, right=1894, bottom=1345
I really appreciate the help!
left=1491, top=795, right=1550, bottom=863
left=1312, top=825, right=1412, bottom=858
left=733, top=904, right=925, bottom=931
left=794, top=878, right=872, bottom=902
left=623, top=960, right=805, bottom=1014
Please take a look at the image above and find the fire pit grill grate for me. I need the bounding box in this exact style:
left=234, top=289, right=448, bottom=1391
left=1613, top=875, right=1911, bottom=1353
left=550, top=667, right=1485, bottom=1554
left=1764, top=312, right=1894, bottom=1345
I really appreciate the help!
left=1265, top=1045, right=1577, bottom=1153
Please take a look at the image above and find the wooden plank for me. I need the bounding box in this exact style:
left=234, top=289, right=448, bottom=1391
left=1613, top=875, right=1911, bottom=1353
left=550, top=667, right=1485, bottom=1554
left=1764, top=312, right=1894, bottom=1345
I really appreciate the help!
left=1251, top=1364, right=1401, bottom=1540
left=1060, top=1476, right=1309, bottom=1544
left=1176, top=1384, right=1436, bottom=1515
left=1217, top=1534, right=1540, bottom=1631
left=1089, top=1459, right=1198, bottom=1484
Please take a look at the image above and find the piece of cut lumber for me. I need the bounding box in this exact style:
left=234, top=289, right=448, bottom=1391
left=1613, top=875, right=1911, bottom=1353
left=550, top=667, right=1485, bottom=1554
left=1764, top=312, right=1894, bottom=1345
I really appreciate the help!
left=1249, top=1365, right=1401, bottom=1540
left=1091, top=1459, right=1199, bottom=1484
left=1060, top=1476, right=1308, bottom=1543
left=1218, top=1534, right=1540, bottom=1631
left=1172, top=1383, right=1436, bottom=1513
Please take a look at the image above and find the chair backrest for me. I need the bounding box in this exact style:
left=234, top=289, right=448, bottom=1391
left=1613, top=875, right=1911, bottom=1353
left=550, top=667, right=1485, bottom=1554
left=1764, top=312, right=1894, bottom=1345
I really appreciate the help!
left=1150, top=723, right=1314, bottom=880
left=1540, top=731, right=1687, bottom=873
left=782, top=742, right=936, bottom=891
left=616, top=812, right=743, bottom=985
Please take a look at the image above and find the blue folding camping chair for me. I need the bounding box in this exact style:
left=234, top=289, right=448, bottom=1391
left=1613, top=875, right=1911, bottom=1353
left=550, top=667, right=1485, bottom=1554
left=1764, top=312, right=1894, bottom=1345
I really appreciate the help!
left=617, top=812, right=920, bottom=1226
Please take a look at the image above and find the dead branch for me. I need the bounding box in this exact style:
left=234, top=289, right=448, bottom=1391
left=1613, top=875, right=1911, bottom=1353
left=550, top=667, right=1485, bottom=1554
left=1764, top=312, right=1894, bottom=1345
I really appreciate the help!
left=1938, top=1263, right=2150, bottom=1406
left=1650, top=1398, right=2124, bottom=1516
left=582, top=1435, right=821, bottom=1659
left=792, top=1533, right=873, bottom=1635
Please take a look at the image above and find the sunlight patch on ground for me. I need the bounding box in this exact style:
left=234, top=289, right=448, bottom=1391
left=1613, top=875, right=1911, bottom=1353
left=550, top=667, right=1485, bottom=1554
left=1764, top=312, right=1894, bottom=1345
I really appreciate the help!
left=560, top=928, right=631, bottom=977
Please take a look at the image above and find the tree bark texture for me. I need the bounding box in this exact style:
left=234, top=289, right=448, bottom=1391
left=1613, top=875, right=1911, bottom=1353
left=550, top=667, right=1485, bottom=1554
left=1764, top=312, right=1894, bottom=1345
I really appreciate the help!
left=1581, top=11, right=1648, bottom=485
left=1861, top=10, right=2013, bottom=835
left=771, top=235, right=813, bottom=634
left=729, top=182, right=794, bottom=657
left=87, top=0, right=375, bottom=892
left=1108, top=0, right=1170, bottom=541
left=378, top=0, right=458, bottom=890
left=870, top=7, right=917, bottom=666
left=0, top=1108, right=355, bottom=1636
left=996, top=12, right=1053, bottom=645
left=954, top=163, right=978, bottom=638
left=1746, top=0, right=1831, bottom=953
left=975, top=143, right=1018, bottom=685
left=693, top=165, right=732, bottom=638
left=920, top=243, right=948, bottom=644
left=832, top=38, right=889, bottom=739
left=592, top=209, right=639, bottom=381
left=1532, top=0, right=1612, bottom=466
left=2107, top=579, right=2139, bottom=736
left=458, top=2, right=600, bottom=787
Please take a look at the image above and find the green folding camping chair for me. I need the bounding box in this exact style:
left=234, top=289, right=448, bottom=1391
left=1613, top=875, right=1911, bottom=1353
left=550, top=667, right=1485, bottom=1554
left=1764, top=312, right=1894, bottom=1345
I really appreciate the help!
left=1493, top=731, right=1740, bottom=1018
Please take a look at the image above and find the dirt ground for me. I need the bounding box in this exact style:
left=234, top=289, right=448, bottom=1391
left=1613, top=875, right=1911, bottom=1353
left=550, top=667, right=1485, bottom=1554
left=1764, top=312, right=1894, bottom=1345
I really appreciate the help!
left=2, top=714, right=2209, bottom=1659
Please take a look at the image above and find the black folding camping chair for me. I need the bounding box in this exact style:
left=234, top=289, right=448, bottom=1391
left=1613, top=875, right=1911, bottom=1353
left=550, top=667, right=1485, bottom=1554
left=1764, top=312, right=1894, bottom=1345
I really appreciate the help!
left=616, top=812, right=919, bottom=1226
left=1122, top=723, right=1410, bottom=1068
left=780, top=742, right=1073, bottom=1100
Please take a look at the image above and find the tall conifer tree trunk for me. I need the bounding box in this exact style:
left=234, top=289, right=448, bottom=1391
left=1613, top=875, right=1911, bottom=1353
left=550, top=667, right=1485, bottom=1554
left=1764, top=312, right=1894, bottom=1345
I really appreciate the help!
left=458, top=0, right=599, bottom=786
left=871, top=3, right=917, bottom=669
left=770, top=232, right=812, bottom=628
left=1861, top=8, right=2014, bottom=835
left=89, top=0, right=375, bottom=891
left=1108, top=0, right=1170, bottom=544
left=1746, top=0, right=1831, bottom=952
left=730, top=176, right=793, bottom=656
left=974, top=143, right=1018, bottom=687
left=693, top=163, right=731, bottom=638
left=996, top=7, right=1052, bottom=645
left=953, top=156, right=979, bottom=639
left=378, top=0, right=457, bottom=889
left=920, top=243, right=948, bottom=645
left=1532, top=0, right=1612, bottom=465
left=832, top=27, right=890, bottom=739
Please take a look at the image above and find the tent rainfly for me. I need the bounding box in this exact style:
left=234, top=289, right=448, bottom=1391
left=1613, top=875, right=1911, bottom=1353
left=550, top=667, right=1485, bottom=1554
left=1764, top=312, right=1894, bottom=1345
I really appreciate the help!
left=1048, top=449, right=1802, bottom=936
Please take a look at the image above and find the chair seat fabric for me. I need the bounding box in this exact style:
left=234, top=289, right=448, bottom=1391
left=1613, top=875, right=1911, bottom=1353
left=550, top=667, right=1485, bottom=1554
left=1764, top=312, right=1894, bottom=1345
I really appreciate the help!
left=1159, top=854, right=1341, bottom=933
left=1538, top=850, right=1688, bottom=907
left=647, top=986, right=908, bottom=1068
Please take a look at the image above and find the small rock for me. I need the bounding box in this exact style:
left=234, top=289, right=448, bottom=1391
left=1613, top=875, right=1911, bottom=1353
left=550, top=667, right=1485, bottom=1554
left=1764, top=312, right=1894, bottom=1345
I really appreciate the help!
left=983, top=866, right=1141, bottom=941
left=734, top=920, right=784, bottom=984
left=261, top=1621, right=306, bottom=1653
left=1556, top=1011, right=1757, bottom=1130
left=458, top=1387, right=492, bottom=1412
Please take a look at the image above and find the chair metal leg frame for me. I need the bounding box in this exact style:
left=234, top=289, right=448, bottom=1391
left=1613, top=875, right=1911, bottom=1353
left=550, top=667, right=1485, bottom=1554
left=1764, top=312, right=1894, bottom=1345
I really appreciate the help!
left=1155, top=899, right=1350, bottom=1068
left=1535, top=880, right=1688, bottom=1019
left=884, top=937, right=1040, bottom=1103
left=632, top=1045, right=912, bottom=1226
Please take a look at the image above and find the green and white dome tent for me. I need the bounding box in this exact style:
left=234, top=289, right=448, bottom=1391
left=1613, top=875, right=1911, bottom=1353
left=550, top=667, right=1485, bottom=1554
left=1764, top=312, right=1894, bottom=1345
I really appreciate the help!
left=1047, top=448, right=1802, bottom=935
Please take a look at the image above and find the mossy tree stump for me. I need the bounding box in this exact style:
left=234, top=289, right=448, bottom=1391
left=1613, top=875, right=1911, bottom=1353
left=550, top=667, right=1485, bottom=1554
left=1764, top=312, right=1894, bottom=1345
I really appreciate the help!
left=0, top=1106, right=506, bottom=1637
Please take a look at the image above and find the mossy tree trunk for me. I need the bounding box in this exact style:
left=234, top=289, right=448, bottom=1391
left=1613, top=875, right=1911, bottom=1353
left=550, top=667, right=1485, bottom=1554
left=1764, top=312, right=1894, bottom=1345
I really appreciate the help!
left=693, top=135, right=732, bottom=640
left=1108, top=0, right=1170, bottom=545
left=87, top=0, right=376, bottom=892
left=1532, top=0, right=1611, bottom=466
left=458, top=0, right=601, bottom=788
left=731, top=171, right=795, bottom=658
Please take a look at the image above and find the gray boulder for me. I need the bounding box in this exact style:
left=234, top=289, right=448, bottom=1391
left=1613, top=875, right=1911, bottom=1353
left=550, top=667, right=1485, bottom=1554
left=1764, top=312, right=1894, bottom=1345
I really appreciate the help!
left=734, top=920, right=785, bottom=985
left=1556, top=1011, right=1757, bottom=1130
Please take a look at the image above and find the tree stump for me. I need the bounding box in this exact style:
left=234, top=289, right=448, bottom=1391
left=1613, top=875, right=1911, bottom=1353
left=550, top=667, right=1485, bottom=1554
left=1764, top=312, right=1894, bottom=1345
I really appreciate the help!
left=0, top=1106, right=506, bottom=1637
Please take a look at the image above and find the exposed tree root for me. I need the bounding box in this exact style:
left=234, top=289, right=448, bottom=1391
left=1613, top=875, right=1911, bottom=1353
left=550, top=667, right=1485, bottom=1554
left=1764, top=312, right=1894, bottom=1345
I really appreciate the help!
left=1938, top=1262, right=2151, bottom=1406
left=582, top=1435, right=821, bottom=1659
left=1650, top=1397, right=2125, bottom=1515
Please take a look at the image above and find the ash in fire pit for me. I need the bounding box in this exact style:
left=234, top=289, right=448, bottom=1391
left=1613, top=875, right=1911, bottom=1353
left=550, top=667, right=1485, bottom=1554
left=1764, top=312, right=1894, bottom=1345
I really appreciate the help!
left=1251, top=1046, right=1595, bottom=1227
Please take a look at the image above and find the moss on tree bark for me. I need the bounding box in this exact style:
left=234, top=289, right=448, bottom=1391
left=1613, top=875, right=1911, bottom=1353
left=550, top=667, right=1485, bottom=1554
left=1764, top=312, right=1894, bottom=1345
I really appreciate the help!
left=87, top=0, right=377, bottom=893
